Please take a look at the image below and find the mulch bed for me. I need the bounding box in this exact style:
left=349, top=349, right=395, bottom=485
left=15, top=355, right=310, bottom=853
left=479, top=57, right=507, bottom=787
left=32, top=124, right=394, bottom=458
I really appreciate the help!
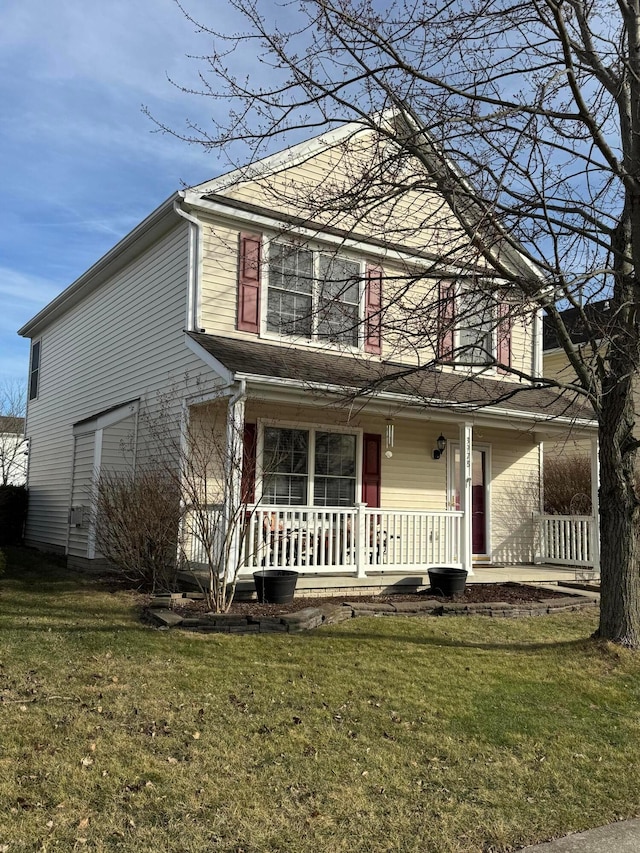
left=170, top=582, right=570, bottom=619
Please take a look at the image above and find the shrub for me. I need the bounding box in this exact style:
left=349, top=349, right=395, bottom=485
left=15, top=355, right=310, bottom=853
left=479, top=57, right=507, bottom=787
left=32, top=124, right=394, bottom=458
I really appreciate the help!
left=0, top=485, right=28, bottom=545
left=543, top=455, right=591, bottom=515
left=94, top=468, right=181, bottom=592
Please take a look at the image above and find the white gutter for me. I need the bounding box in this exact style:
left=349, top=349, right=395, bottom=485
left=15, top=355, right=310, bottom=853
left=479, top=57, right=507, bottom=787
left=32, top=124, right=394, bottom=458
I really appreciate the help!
left=228, top=378, right=247, bottom=411
left=173, top=199, right=202, bottom=332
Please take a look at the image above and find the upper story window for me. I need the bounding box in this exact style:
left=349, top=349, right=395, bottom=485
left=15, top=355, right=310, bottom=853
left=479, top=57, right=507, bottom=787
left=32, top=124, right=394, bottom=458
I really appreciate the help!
left=437, top=283, right=511, bottom=371
left=267, top=244, right=360, bottom=346
left=236, top=232, right=382, bottom=354
left=458, top=291, right=494, bottom=365
left=29, top=340, right=41, bottom=401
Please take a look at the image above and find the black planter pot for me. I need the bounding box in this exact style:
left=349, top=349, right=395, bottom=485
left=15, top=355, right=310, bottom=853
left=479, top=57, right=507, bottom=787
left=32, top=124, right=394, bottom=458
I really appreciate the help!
left=428, top=567, right=468, bottom=597
left=253, top=570, right=299, bottom=604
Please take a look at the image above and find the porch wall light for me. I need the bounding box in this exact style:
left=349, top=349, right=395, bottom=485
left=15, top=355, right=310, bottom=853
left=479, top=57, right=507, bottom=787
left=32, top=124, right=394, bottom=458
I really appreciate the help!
left=432, top=434, right=447, bottom=460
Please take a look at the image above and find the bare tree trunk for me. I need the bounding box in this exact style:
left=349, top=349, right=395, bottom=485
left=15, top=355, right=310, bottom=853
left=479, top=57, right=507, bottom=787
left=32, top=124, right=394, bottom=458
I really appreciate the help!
left=598, top=206, right=640, bottom=644
left=598, top=384, right=640, bottom=645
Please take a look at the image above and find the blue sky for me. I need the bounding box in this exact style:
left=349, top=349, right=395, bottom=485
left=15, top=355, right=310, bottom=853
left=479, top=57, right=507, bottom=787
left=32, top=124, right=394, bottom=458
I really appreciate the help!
left=0, top=0, right=247, bottom=389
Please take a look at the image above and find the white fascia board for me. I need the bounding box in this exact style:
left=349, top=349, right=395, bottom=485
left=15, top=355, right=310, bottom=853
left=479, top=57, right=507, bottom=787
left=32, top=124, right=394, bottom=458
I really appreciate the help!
left=73, top=400, right=140, bottom=436
left=19, top=195, right=180, bottom=338
left=188, top=122, right=369, bottom=196
left=235, top=372, right=597, bottom=431
left=180, top=192, right=468, bottom=277
left=184, top=333, right=234, bottom=384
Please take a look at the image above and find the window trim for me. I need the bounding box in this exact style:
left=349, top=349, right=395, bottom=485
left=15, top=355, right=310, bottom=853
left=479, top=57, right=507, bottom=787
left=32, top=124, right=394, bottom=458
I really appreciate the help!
left=260, top=240, right=366, bottom=352
left=256, top=419, right=363, bottom=507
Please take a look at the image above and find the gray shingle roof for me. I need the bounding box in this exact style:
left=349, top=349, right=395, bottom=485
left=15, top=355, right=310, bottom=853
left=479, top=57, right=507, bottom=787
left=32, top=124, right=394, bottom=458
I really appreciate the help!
left=0, top=415, right=24, bottom=434
left=188, top=332, right=593, bottom=422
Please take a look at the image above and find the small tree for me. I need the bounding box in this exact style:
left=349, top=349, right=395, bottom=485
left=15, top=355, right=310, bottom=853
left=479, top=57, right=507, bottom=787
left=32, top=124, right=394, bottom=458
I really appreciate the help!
left=543, top=457, right=592, bottom=516
left=172, top=398, right=255, bottom=612
left=92, top=390, right=256, bottom=610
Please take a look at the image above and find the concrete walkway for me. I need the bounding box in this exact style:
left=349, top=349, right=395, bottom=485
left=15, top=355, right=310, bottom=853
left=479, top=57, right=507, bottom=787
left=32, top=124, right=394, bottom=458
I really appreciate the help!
left=470, top=563, right=596, bottom=585
left=521, top=818, right=640, bottom=850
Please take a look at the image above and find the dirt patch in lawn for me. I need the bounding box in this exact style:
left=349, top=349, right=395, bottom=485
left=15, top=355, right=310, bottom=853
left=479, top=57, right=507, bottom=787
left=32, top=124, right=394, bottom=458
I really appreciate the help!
left=170, top=582, right=571, bottom=619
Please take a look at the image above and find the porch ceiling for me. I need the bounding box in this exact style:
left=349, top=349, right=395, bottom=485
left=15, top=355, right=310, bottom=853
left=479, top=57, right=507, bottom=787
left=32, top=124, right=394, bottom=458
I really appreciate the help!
left=188, top=331, right=594, bottom=426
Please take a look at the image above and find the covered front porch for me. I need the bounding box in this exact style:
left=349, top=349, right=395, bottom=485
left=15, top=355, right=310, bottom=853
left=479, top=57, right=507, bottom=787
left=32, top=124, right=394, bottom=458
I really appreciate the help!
left=183, top=333, right=600, bottom=590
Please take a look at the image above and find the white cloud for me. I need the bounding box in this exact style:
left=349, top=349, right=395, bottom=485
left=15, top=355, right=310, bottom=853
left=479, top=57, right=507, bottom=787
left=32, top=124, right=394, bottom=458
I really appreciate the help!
left=0, top=268, right=61, bottom=312
left=0, top=0, right=296, bottom=386
left=0, top=267, right=61, bottom=385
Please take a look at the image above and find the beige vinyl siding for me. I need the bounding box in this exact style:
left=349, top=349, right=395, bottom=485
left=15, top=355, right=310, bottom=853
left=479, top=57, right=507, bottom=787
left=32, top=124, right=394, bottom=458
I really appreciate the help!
left=480, top=427, right=540, bottom=564
left=543, top=349, right=578, bottom=383
left=68, top=433, right=95, bottom=558
left=199, top=219, right=537, bottom=379
left=200, top=221, right=241, bottom=337
left=220, top=133, right=474, bottom=257
left=188, top=400, right=229, bottom=505
left=24, top=222, right=217, bottom=553
left=542, top=349, right=593, bottom=458
left=246, top=403, right=447, bottom=510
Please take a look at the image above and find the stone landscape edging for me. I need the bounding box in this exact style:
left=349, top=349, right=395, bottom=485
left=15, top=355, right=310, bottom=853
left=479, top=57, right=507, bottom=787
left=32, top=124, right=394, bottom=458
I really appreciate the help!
left=146, top=587, right=599, bottom=634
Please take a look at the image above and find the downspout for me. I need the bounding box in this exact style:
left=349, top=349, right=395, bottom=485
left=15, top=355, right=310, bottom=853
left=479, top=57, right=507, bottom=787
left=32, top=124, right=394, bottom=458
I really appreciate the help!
left=173, top=198, right=202, bottom=332
left=533, top=307, right=544, bottom=378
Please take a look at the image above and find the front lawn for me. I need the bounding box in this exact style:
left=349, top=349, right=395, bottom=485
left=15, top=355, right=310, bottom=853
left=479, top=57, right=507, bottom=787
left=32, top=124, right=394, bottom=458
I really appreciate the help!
left=1, top=547, right=639, bottom=852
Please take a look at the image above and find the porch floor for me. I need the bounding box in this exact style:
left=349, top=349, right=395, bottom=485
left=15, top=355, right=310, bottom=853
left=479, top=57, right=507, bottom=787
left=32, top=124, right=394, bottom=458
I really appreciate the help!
left=181, top=563, right=596, bottom=598
left=469, top=563, right=591, bottom=584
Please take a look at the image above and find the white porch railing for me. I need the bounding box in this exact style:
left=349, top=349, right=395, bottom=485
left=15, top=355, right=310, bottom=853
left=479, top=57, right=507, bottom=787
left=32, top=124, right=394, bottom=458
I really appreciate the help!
left=188, top=503, right=463, bottom=577
left=243, top=505, right=463, bottom=576
left=535, top=514, right=598, bottom=572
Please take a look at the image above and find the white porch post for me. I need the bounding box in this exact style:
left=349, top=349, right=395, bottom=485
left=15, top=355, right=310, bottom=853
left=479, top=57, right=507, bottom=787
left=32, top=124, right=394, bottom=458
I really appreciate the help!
left=86, top=428, right=103, bottom=560
left=355, top=502, right=367, bottom=579
left=590, top=434, right=601, bottom=575
left=225, top=390, right=246, bottom=572
left=459, top=421, right=474, bottom=576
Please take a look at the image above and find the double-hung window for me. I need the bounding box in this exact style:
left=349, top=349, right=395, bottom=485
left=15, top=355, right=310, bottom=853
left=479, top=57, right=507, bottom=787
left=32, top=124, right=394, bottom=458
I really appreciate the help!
left=457, top=291, right=494, bottom=365
left=438, top=283, right=511, bottom=370
left=266, top=243, right=361, bottom=347
left=262, top=426, right=357, bottom=506
left=29, top=340, right=41, bottom=401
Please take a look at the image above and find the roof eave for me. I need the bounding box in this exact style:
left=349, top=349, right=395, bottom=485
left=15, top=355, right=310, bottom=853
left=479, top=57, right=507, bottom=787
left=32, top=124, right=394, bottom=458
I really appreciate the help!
left=233, top=371, right=597, bottom=430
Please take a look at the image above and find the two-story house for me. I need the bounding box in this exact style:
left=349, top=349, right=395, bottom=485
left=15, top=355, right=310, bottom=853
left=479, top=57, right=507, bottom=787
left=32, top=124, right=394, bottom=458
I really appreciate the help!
left=18, top=119, right=597, bottom=588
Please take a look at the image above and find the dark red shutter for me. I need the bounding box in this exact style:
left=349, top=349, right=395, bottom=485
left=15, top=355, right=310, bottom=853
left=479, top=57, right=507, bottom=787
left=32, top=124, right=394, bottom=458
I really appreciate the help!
left=497, top=302, right=512, bottom=373
left=241, top=423, right=257, bottom=504
left=364, top=265, right=383, bottom=354
left=361, top=433, right=381, bottom=507
left=437, top=281, right=456, bottom=361
left=237, top=233, right=262, bottom=333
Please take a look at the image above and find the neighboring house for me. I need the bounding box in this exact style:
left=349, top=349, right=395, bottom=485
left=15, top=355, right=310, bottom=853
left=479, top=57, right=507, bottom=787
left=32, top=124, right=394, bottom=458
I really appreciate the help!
left=0, top=415, right=27, bottom=486
left=18, top=119, right=598, bottom=586
left=542, top=301, right=609, bottom=459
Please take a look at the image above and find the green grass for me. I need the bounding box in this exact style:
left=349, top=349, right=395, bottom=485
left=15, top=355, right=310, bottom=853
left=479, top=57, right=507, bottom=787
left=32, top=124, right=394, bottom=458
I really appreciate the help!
left=1, top=547, right=640, bottom=852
